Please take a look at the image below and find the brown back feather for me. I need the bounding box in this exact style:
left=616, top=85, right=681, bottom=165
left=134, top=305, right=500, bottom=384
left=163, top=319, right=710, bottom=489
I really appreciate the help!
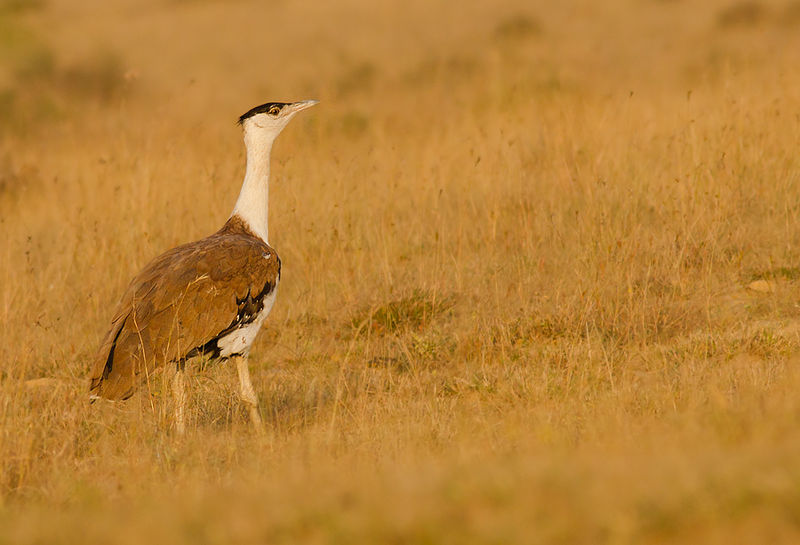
left=89, top=217, right=280, bottom=400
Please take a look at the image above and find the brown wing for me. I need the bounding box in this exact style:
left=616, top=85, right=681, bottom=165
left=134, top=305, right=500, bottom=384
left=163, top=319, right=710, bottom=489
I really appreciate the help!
left=89, top=223, right=280, bottom=400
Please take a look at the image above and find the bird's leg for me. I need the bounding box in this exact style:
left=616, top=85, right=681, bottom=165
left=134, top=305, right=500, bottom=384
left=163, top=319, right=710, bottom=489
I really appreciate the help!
left=234, top=355, right=264, bottom=433
left=172, top=363, right=187, bottom=435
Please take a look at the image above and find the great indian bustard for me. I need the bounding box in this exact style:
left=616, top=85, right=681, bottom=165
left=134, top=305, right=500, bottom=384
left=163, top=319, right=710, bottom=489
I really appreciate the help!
left=88, top=100, right=318, bottom=433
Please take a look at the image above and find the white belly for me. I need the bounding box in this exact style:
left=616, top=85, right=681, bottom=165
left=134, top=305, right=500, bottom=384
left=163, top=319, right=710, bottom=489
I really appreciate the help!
left=217, top=285, right=278, bottom=357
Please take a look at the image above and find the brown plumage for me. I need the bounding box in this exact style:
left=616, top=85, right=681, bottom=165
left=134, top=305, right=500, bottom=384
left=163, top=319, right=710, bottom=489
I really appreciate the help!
left=89, top=99, right=318, bottom=433
left=88, top=215, right=280, bottom=400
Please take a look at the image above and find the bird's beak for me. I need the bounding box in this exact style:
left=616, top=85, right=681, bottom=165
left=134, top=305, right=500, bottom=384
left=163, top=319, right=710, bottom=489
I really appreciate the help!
left=288, top=100, right=319, bottom=113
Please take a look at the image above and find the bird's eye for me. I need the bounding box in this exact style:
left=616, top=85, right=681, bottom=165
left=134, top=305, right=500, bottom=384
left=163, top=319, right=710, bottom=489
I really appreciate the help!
left=268, top=106, right=281, bottom=116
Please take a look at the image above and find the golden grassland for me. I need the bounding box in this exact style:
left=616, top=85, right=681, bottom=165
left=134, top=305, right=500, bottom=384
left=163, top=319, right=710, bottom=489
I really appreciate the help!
left=3, top=0, right=800, bottom=542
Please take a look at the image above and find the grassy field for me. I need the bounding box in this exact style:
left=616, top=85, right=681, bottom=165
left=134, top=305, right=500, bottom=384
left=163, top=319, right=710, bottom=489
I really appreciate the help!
left=3, top=0, right=800, bottom=542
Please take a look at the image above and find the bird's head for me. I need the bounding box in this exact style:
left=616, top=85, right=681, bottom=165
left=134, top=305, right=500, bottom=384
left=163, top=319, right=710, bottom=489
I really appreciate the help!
left=238, top=100, right=318, bottom=145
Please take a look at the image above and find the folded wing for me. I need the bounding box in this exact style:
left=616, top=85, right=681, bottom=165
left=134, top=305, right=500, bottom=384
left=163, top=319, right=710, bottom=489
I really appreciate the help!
left=89, top=222, right=280, bottom=400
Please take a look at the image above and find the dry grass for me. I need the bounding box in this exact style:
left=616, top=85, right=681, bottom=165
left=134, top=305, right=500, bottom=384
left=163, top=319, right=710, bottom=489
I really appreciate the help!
left=3, top=0, right=800, bottom=542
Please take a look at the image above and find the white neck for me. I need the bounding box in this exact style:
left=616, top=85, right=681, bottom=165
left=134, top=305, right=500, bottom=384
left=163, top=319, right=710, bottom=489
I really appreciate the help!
left=231, top=128, right=276, bottom=242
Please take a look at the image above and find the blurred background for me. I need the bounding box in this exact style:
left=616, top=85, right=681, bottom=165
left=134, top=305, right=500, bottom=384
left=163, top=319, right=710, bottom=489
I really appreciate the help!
left=1, top=0, right=798, bottom=132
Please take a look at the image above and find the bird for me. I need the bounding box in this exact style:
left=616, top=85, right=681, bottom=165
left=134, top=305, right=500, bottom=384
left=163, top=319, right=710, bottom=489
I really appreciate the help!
left=88, top=99, right=318, bottom=433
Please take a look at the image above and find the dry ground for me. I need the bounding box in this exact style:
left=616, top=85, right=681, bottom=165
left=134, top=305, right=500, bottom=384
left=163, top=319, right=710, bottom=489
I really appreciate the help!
left=3, top=0, right=800, bottom=542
